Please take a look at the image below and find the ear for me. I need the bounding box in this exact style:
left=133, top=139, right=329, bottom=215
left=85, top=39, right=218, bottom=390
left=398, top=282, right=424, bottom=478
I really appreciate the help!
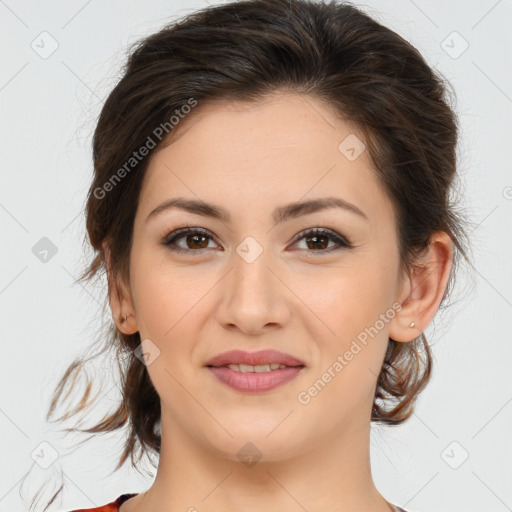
left=102, top=240, right=139, bottom=335
left=389, top=231, right=453, bottom=342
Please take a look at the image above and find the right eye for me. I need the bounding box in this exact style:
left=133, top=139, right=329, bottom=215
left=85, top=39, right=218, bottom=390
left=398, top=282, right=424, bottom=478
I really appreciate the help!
left=161, top=226, right=220, bottom=255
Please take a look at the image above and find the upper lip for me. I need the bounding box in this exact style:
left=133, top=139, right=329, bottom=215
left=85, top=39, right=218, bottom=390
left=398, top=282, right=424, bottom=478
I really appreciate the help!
left=205, top=349, right=305, bottom=367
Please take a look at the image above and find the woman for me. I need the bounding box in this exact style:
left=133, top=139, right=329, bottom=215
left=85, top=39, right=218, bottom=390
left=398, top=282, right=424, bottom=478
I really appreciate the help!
left=37, top=0, right=471, bottom=510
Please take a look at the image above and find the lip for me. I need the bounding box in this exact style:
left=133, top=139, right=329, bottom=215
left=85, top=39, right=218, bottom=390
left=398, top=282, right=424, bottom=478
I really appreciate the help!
left=204, top=349, right=305, bottom=368
left=207, top=365, right=305, bottom=393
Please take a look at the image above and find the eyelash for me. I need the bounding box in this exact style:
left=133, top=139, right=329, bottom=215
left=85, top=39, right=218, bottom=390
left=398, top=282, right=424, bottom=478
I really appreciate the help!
left=161, top=225, right=353, bottom=256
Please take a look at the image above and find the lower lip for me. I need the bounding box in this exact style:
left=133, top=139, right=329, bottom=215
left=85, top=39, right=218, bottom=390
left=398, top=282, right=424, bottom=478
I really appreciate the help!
left=207, top=366, right=305, bottom=393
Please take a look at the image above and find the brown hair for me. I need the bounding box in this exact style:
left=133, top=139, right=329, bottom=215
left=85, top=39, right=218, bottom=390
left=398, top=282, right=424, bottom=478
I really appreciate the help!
left=29, top=0, right=473, bottom=508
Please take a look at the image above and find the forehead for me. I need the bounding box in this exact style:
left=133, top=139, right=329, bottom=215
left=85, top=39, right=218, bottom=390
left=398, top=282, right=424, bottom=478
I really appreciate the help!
left=138, top=92, right=393, bottom=228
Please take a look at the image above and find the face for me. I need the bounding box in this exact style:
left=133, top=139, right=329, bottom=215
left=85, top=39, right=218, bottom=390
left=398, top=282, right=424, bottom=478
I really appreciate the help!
left=121, top=92, right=407, bottom=461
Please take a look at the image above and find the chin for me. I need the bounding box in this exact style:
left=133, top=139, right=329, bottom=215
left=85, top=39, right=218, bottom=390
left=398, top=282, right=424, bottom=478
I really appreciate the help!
left=203, top=426, right=305, bottom=463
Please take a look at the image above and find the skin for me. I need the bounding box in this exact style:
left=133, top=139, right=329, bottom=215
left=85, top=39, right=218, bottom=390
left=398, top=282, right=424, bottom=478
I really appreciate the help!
left=106, top=92, right=453, bottom=512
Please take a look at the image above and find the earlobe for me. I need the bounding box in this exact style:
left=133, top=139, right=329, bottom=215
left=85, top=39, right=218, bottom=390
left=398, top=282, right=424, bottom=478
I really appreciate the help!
left=389, top=310, right=420, bottom=342
left=102, top=240, right=139, bottom=335
left=389, top=231, right=454, bottom=343
left=119, top=312, right=138, bottom=334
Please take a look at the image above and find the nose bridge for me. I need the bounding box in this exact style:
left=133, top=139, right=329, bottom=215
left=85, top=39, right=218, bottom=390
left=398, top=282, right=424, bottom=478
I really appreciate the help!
left=231, top=235, right=275, bottom=302
left=237, top=237, right=269, bottom=281
left=216, top=235, right=290, bottom=333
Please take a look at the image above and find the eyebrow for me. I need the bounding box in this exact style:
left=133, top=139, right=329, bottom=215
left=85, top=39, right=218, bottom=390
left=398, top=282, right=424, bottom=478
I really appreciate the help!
left=145, top=196, right=368, bottom=225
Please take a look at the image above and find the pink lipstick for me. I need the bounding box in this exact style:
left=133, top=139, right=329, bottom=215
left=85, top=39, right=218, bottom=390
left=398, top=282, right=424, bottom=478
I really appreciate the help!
left=205, top=349, right=306, bottom=393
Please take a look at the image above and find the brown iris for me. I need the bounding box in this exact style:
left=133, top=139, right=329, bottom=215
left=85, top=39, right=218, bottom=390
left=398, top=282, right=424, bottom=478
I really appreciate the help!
left=305, top=234, right=329, bottom=250
left=186, top=234, right=209, bottom=249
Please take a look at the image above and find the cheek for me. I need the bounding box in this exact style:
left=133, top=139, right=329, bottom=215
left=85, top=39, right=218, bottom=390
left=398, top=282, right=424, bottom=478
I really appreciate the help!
left=130, top=251, right=222, bottom=401
left=131, top=245, right=209, bottom=339
left=291, top=259, right=391, bottom=339
left=295, top=259, right=394, bottom=397
left=130, top=259, right=209, bottom=409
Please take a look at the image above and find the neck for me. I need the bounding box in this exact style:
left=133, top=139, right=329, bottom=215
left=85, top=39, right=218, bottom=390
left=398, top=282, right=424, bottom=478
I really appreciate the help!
left=128, top=409, right=394, bottom=512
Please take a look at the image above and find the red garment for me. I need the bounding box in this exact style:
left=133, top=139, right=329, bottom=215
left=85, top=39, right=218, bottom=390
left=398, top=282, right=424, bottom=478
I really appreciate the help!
left=69, top=493, right=408, bottom=512
left=69, top=494, right=138, bottom=512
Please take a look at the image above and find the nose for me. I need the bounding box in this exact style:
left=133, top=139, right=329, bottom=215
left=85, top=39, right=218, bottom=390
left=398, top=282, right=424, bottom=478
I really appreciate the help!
left=215, top=241, right=292, bottom=336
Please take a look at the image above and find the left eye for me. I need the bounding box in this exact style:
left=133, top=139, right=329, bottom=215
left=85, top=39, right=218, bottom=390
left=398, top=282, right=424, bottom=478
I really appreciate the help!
left=161, top=226, right=352, bottom=255
left=292, top=228, right=352, bottom=252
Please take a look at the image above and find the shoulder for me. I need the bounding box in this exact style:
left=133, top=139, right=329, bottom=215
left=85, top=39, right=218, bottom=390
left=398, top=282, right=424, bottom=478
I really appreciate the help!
left=67, top=494, right=138, bottom=512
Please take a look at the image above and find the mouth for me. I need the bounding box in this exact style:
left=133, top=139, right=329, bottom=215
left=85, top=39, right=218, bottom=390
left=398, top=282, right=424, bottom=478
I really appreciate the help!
left=204, top=349, right=306, bottom=369
left=204, top=349, right=306, bottom=393
left=207, top=363, right=304, bottom=372
left=206, top=364, right=306, bottom=392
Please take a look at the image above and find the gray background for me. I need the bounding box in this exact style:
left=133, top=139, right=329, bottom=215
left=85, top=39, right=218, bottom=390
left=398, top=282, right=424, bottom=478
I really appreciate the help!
left=1, top=0, right=511, bottom=511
